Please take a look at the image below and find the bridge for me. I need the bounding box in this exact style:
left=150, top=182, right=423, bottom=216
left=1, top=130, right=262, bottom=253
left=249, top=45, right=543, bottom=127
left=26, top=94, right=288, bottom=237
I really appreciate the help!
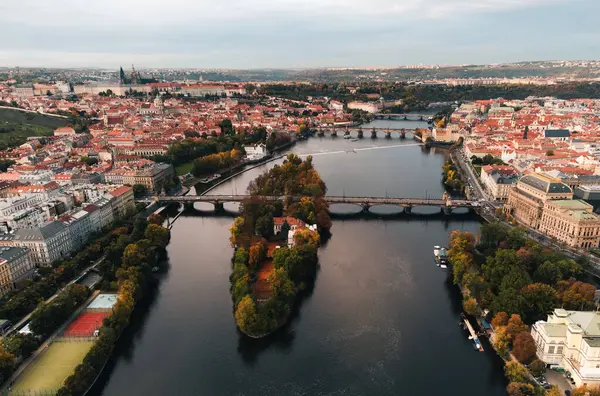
left=138, top=194, right=479, bottom=214
left=373, top=113, right=433, bottom=121
left=317, top=127, right=417, bottom=139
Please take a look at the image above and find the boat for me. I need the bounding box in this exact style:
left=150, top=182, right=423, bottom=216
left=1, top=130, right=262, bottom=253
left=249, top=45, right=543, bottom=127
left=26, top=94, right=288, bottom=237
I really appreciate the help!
left=434, top=246, right=448, bottom=267
left=343, top=134, right=351, bottom=139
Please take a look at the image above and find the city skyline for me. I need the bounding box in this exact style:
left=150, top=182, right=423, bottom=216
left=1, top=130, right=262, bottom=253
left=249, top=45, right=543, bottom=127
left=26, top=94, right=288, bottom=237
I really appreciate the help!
left=1, top=0, right=598, bottom=69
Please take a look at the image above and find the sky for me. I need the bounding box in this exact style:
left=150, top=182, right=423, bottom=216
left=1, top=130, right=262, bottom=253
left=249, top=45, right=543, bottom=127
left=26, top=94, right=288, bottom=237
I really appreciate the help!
left=0, top=0, right=598, bottom=69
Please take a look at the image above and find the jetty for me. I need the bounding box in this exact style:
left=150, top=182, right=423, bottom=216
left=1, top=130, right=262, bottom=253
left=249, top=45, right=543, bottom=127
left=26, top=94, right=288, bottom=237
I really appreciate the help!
left=464, top=318, right=484, bottom=352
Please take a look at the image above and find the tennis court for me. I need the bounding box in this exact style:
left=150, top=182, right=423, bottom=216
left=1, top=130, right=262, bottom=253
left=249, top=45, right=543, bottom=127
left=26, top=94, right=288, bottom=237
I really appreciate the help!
left=10, top=341, right=94, bottom=395
left=62, top=312, right=107, bottom=337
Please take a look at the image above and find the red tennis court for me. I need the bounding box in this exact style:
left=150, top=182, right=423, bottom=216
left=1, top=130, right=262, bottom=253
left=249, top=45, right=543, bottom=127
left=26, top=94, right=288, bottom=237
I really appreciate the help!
left=63, top=312, right=108, bottom=337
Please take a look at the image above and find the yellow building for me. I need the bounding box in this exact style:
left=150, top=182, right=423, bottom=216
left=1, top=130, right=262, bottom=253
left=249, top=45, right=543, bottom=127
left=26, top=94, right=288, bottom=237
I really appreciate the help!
left=505, top=173, right=573, bottom=229
left=539, top=200, right=600, bottom=249
left=506, top=173, right=600, bottom=249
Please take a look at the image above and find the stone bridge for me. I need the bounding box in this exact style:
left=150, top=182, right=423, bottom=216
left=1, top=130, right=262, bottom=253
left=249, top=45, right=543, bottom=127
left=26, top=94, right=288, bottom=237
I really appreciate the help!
left=138, top=194, right=479, bottom=214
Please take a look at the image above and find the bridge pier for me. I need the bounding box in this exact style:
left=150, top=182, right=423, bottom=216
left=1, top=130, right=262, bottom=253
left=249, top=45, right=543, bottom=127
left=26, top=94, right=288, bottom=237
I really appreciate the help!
left=214, top=202, right=225, bottom=212
left=184, top=202, right=194, bottom=211
left=404, top=206, right=412, bottom=214
left=400, top=130, right=406, bottom=139
left=371, top=130, right=377, bottom=139
left=331, top=130, right=337, bottom=137
left=361, top=204, right=370, bottom=213
left=403, top=116, right=408, bottom=120
left=385, top=131, right=391, bottom=139
left=357, top=130, right=364, bottom=139
left=317, top=129, right=324, bottom=137
left=442, top=206, right=453, bottom=215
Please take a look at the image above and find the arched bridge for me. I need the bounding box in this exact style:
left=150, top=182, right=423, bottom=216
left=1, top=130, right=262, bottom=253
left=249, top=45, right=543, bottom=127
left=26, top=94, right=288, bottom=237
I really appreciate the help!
left=138, top=194, right=479, bottom=214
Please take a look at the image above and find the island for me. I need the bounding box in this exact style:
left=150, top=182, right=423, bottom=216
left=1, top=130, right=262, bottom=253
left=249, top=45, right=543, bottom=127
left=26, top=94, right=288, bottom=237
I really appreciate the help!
left=229, top=153, right=332, bottom=338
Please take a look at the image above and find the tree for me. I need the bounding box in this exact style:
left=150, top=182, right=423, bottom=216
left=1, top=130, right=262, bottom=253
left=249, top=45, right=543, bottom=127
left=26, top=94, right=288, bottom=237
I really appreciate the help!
left=506, top=314, right=529, bottom=340
left=235, top=295, right=263, bottom=335
left=544, top=386, right=561, bottom=396
left=482, top=249, right=526, bottom=291
left=506, top=382, right=535, bottom=396
left=2, top=333, right=39, bottom=359
left=268, top=268, right=295, bottom=299
left=147, top=213, right=164, bottom=225
left=279, top=220, right=290, bottom=240
left=248, top=241, right=267, bottom=268
left=0, top=346, right=15, bottom=381
left=293, top=228, right=320, bottom=248
left=556, top=278, right=596, bottom=310
left=507, top=227, right=527, bottom=250
left=529, top=359, right=546, bottom=377
left=494, top=326, right=511, bottom=356
left=521, top=283, right=557, bottom=323
left=533, top=261, right=562, bottom=285
left=254, top=215, right=274, bottom=239
left=132, top=184, right=148, bottom=197
left=463, top=297, right=478, bottom=316
left=491, top=312, right=509, bottom=328
left=504, top=361, right=530, bottom=383
left=144, top=224, right=170, bottom=249
left=513, top=332, right=537, bottom=363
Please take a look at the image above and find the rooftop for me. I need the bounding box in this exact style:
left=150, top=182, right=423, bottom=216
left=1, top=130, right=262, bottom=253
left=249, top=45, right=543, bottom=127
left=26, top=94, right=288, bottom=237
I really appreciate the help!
left=519, top=173, right=572, bottom=194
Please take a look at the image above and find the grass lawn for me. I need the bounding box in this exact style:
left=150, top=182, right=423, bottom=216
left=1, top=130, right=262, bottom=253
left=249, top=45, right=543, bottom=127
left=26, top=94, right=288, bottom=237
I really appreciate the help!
left=11, top=340, right=94, bottom=394
left=175, top=161, right=194, bottom=176
left=0, top=108, right=68, bottom=147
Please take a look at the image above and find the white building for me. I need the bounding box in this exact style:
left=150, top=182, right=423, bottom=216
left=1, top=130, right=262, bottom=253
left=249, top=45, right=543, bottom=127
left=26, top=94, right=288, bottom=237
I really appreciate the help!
left=532, top=309, right=600, bottom=387
left=8, top=221, right=72, bottom=266
left=347, top=101, right=382, bottom=114
left=244, top=143, right=268, bottom=161
left=480, top=166, right=519, bottom=201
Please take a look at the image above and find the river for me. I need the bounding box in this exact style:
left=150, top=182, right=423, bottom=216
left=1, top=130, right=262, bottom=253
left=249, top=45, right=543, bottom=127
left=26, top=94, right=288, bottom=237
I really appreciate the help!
left=90, top=126, right=508, bottom=396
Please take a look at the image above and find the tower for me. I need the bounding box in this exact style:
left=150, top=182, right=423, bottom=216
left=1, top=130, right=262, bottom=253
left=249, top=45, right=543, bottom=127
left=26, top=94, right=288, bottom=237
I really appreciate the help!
left=119, top=66, right=126, bottom=85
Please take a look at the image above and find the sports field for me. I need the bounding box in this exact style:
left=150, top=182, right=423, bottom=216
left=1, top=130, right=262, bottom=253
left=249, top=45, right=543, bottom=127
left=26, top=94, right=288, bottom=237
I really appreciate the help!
left=63, top=312, right=108, bottom=337
left=10, top=341, right=94, bottom=394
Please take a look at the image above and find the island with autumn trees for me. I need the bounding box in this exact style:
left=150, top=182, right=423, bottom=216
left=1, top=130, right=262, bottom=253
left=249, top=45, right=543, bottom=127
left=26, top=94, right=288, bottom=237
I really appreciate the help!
left=228, top=153, right=332, bottom=338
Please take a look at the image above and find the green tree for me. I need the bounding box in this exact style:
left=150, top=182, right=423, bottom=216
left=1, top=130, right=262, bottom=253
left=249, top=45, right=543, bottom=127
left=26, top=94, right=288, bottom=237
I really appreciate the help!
left=254, top=215, right=274, bottom=239
left=529, top=359, right=546, bottom=377
left=504, top=361, right=530, bottom=383
left=2, top=333, right=39, bottom=358
left=235, top=295, right=263, bottom=334
left=144, top=224, right=170, bottom=248
left=521, top=283, right=557, bottom=323
left=268, top=268, right=295, bottom=299
left=0, top=346, right=15, bottom=382
left=533, top=261, right=562, bottom=285
left=482, top=249, right=525, bottom=291
left=132, top=184, right=148, bottom=197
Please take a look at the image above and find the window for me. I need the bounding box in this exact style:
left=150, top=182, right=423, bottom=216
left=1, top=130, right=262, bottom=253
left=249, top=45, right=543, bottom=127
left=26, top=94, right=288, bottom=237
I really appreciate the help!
left=556, top=346, right=563, bottom=354
left=548, top=346, right=555, bottom=354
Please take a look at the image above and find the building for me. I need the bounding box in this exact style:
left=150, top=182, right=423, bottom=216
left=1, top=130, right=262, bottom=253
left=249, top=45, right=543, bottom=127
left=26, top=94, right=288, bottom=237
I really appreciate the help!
left=54, top=127, right=76, bottom=137
left=505, top=173, right=574, bottom=229
left=544, top=129, right=571, bottom=141
left=108, top=186, right=135, bottom=218
left=575, top=185, right=600, bottom=212
left=539, top=200, right=600, bottom=249
left=532, top=309, right=600, bottom=387
left=273, top=217, right=306, bottom=235
left=9, top=221, right=72, bottom=266
left=121, top=163, right=174, bottom=193
left=480, top=166, right=519, bottom=201
left=347, top=101, right=382, bottom=114
left=0, top=247, right=34, bottom=297
left=244, top=143, right=268, bottom=161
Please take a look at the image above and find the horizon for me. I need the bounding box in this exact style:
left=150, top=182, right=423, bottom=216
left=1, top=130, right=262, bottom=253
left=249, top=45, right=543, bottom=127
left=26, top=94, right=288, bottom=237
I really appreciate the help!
left=1, top=0, right=598, bottom=69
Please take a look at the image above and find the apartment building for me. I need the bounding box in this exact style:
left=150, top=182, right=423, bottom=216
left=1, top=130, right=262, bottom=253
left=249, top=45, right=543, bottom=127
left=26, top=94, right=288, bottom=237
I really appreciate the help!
left=8, top=221, right=72, bottom=266
left=480, top=165, right=519, bottom=200
left=0, top=247, right=34, bottom=297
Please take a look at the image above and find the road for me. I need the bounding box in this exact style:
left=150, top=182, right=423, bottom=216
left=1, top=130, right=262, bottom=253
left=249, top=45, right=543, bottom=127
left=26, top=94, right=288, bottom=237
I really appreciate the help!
left=1, top=255, right=105, bottom=338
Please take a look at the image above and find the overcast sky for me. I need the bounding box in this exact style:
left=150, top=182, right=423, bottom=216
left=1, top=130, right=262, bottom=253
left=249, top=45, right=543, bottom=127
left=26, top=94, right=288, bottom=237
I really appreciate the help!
left=0, top=0, right=598, bottom=69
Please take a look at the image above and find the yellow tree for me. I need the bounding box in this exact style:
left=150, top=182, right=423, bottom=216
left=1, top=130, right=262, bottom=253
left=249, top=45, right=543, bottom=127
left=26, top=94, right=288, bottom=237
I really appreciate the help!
left=494, top=326, right=511, bottom=356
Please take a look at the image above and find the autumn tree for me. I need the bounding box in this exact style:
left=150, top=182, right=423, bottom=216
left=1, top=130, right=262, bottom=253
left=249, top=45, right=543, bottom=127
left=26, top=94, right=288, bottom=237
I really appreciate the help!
left=506, top=314, right=529, bottom=340
left=147, top=213, right=164, bottom=225
left=463, top=297, right=478, bottom=316
left=248, top=241, right=267, bottom=268
left=0, top=346, right=15, bottom=381
left=491, top=312, right=509, bottom=328
left=235, top=295, right=264, bottom=335
left=293, top=228, right=320, bottom=248
left=144, top=224, right=170, bottom=248
left=556, top=278, right=596, bottom=310
left=513, top=332, right=537, bottom=363
left=494, top=326, right=511, bottom=357
left=504, top=361, right=530, bottom=383
left=506, top=382, right=535, bottom=396
left=268, top=268, right=295, bottom=299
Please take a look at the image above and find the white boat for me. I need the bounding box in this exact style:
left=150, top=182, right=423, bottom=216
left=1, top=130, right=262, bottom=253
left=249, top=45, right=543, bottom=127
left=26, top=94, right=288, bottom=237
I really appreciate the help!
left=440, top=263, right=447, bottom=269
left=343, top=135, right=351, bottom=139
left=433, top=246, right=441, bottom=256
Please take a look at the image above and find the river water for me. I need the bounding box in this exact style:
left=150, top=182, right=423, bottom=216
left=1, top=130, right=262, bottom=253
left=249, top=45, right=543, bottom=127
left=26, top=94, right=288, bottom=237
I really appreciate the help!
left=91, top=121, right=507, bottom=396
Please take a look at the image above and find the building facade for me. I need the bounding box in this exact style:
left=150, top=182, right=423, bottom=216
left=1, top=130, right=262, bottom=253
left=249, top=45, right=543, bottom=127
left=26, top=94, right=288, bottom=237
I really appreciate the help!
left=539, top=200, right=600, bottom=249
left=505, top=173, right=574, bottom=229
left=480, top=165, right=519, bottom=200
left=532, top=309, right=600, bottom=388
left=0, top=247, right=34, bottom=297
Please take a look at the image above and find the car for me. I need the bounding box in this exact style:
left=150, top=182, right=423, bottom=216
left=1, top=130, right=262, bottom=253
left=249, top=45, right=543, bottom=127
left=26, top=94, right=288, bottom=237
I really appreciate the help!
left=543, top=384, right=552, bottom=390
